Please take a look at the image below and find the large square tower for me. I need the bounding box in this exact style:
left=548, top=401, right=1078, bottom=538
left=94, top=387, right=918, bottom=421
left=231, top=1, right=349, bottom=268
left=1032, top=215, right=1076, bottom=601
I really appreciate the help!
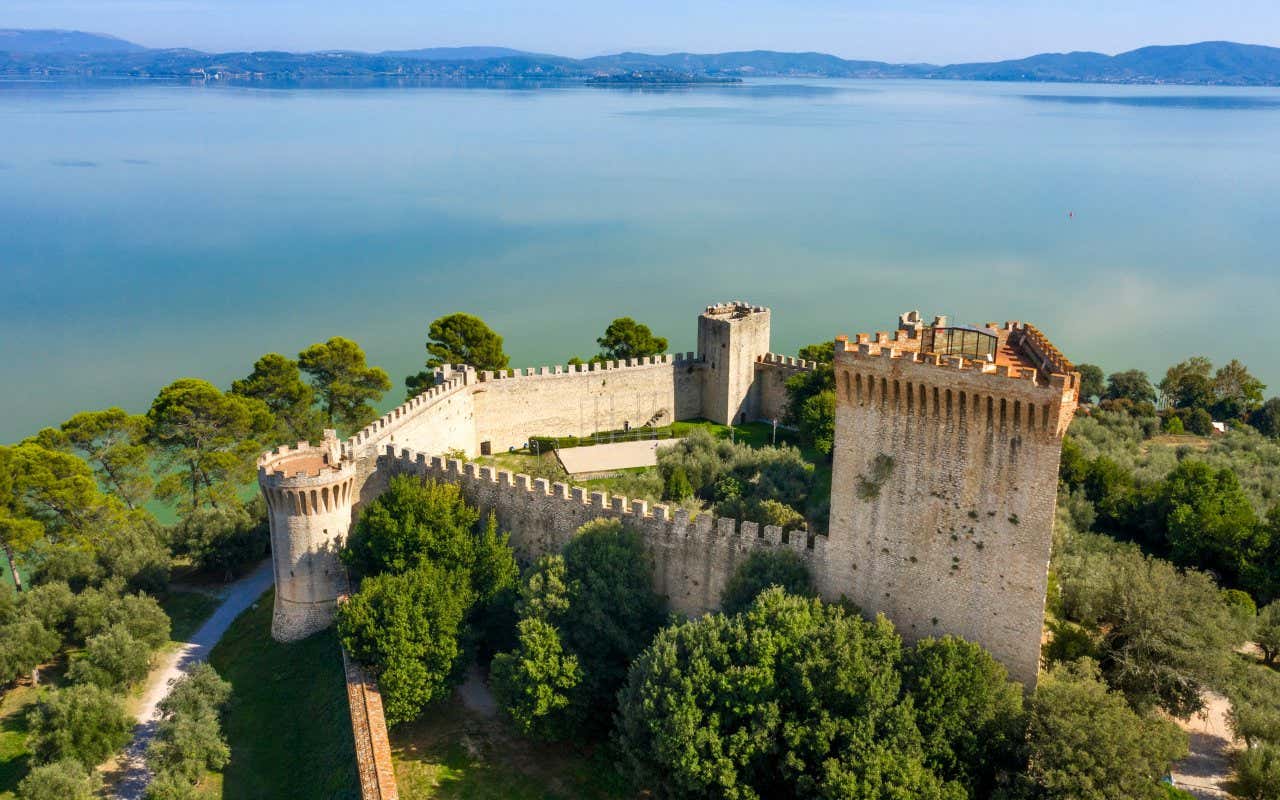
left=697, top=302, right=772, bottom=425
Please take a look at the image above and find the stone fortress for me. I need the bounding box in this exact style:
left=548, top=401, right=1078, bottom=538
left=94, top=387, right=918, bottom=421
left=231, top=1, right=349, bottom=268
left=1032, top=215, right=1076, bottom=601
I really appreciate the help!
left=258, top=302, right=1080, bottom=686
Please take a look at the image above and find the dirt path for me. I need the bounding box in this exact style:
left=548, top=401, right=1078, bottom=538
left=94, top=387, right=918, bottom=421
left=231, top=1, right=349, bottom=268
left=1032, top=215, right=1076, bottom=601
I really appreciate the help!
left=107, top=560, right=274, bottom=799
left=1171, top=690, right=1237, bottom=799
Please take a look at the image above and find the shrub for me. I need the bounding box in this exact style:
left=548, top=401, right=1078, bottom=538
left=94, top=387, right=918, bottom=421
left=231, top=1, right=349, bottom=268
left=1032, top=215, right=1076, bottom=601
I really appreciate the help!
left=662, top=466, right=693, bottom=501
left=0, top=617, right=61, bottom=685
left=67, top=624, right=151, bottom=689
left=490, top=617, right=581, bottom=740
left=1233, top=743, right=1280, bottom=800
left=16, top=759, right=101, bottom=800
left=27, top=683, right=133, bottom=766
left=1022, top=660, right=1187, bottom=800
left=337, top=561, right=474, bottom=724
left=719, top=549, right=814, bottom=615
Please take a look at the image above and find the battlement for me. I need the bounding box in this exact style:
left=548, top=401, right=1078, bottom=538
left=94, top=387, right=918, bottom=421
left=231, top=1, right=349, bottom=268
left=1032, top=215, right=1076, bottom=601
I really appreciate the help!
left=384, top=445, right=822, bottom=563
left=756, top=353, right=820, bottom=371
left=835, top=320, right=1080, bottom=397
left=342, top=372, right=474, bottom=451
left=702, top=301, right=769, bottom=318
left=473, top=352, right=701, bottom=383
left=259, top=430, right=355, bottom=488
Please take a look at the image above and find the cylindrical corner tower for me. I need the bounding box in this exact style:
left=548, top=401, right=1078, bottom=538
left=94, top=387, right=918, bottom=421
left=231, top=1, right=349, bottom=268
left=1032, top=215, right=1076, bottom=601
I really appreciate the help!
left=258, top=430, right=357, bottom=642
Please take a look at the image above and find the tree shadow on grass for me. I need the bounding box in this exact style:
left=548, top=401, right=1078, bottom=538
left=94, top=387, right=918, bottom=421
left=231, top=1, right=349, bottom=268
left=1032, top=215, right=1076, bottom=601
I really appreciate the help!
left=208, top=593, right=360, bottom=800
left=390, top=694, right=635, bottom=800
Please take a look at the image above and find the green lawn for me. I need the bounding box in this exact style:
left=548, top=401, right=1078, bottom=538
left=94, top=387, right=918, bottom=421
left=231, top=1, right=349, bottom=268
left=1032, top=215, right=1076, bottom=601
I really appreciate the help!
left=159, top=590, right=223, bottom=642
left=391, top=695, right=633, bottom=800
left=206, top=591, right=359, bottom=800
left=0, top=683, right=40, bottom=800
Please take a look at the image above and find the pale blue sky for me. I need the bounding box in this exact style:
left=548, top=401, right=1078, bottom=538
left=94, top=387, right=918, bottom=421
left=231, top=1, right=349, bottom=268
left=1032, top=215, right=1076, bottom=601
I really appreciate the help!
left=5, top=0, right=1279, bottom=62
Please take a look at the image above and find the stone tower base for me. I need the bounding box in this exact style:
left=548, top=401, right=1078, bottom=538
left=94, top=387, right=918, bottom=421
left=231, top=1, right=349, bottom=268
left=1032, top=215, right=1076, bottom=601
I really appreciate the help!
left=272, top=595, right=338, bottom=642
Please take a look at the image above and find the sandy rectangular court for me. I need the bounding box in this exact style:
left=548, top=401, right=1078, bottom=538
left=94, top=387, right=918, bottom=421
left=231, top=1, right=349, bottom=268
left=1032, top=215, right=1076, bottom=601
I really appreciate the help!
left=554, top=438, right=683, bottom=478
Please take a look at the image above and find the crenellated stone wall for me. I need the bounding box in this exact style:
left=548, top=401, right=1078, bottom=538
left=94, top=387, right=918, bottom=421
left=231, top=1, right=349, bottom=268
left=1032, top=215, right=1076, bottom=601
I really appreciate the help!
left=382, top=447, right=822, bottom=616
left=259, top=302, right=1078, bottom=693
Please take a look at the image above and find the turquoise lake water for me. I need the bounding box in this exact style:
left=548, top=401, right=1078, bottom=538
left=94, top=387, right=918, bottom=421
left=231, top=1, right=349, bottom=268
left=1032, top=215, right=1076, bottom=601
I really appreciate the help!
left=2, top=78, right=1279, bottom=443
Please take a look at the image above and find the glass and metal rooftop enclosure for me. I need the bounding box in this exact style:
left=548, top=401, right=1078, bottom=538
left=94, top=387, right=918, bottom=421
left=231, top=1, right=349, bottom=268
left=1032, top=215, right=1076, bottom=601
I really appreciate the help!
left=921, top=326, right=998, bottom=362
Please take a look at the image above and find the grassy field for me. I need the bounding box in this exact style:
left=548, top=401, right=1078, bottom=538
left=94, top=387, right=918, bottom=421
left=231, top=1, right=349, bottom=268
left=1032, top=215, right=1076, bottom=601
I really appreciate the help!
left=206, top=591, right=359, bottom=799
left=159, top=589, right=223, bottom=642
left=0, top=683, right=41, bottom=800
left=391, top=695, right=633, bottom=800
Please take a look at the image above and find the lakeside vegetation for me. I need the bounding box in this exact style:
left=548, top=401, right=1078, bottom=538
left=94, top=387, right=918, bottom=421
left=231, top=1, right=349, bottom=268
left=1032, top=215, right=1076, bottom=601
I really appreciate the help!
left=4, top=307, right=1280, bottom=799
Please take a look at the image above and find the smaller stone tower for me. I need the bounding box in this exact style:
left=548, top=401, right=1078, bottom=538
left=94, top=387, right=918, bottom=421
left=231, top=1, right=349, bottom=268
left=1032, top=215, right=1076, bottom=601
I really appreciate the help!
left=258, top=430, right=357, bottom=642
left=697, top=302, right=772, bottom=425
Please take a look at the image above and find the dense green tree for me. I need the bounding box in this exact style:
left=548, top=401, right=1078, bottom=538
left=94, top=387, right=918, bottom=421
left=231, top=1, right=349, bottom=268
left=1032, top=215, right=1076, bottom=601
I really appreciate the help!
left=1160, top=357, right=1215, bottom=410
left=36, top=409, right=154, bottom=509
left=1022, top=660, right=1187, bottom=800
left=16, top=759, right=101, bottom=800
left=147, top=664, right=232, bottom=787
left=1256, top=601, right=1280, bottom=667
left=662, top=465, right=693, bottom=501
left=297, top=337, right=391, bottom=431
left=1251, top=397, right=1280, bottom=439
left=27, top=683, right=133, bottom=766
left=720, top=548, right=815, bottom=615
left=1105, top=369, right=1157, bottom=405
left=342, top=475, right=480, bottom=577
left=143, top=771, right=201, bottom=800
left=407, top=313, right=509, bottom=395
left=1154, top=460, right=1261, bottom=586
left=617, top=588, right=961, bottom=800
left=559, top=519, right=665, bottom=726
left=596, top=317, right=669, bottom=362
left=18, top=581, right=74, bottom=634
left=231, top=353, right=324, bottom=444
left=67, top=624, right=151, bottom=689
left=516, top=555, right=571, bottom=622
left=796, top=389, right=835, bottom=456
left=1233, top=743, right=1280, bottom=800
left=901, top=637, right=1025, bottom=798
left=1056, top=533, right=1239, bottom=717
left=1213, top=359, right=1267, bottom=421
left=0, top=617, right=61, bottom=684
left=1076, top=363, right=1106, bottom=403
left=0, top=445, right=43, bottom=591
left=797, top=341, right=835, bottom=364
left=170, top=503, right=267, bottom=581
left=336, top=562, right=474, bottom=724
left=146, top=379, right=274, bottom=513
left=490, top=617, right=581, bottom=740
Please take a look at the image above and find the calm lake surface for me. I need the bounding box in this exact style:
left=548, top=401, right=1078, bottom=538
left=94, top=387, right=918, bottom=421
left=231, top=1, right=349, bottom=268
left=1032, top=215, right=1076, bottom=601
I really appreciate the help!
left=2, top=78, right=1279, bottom=442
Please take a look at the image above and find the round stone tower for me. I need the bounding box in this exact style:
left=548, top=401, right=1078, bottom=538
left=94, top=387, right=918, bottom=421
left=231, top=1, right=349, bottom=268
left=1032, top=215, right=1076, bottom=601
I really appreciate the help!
left=258, top=430, right=357, bottom=641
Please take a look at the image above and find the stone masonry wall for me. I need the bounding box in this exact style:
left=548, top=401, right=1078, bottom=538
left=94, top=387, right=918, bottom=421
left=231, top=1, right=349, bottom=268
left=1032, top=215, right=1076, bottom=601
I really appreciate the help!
left=826, top=336, right=1077, bottom=687
left=381, top=447, right=824, bottom=616
left=470, top=355, right=704, bottom=454
left=753, top=354, right=818, bottom=422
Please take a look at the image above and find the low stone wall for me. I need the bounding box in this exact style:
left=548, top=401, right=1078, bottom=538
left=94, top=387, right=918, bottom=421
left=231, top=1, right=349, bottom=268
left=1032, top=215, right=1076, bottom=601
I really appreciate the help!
left=341, top=646, right=400, bottom=800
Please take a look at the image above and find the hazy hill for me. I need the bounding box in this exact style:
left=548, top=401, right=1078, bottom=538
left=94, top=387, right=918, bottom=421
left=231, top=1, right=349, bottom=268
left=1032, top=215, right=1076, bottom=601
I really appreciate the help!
left=3, top=32, right=1280, bottom=86
left=0, top=28, right=147, bottom=54
left=933, top=41, right=1280, bottom=85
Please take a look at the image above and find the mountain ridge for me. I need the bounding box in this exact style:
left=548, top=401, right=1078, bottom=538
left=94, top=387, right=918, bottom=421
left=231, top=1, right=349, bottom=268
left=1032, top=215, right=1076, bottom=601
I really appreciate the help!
left=3, top=30, right=1280, bottom=86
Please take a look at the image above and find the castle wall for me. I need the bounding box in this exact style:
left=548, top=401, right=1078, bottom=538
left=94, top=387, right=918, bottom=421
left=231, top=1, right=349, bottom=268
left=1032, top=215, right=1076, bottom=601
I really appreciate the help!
left=753, top=354, right=819, bottom=422
left=825, top=342, right=1076, bottom=687
left=470, top=355, right=703, bottom=454
left=382, top=447, right=824, bottom=617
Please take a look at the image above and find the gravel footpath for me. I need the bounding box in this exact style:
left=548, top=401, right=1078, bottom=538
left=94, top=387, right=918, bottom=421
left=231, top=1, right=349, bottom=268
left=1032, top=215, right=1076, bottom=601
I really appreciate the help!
left=110, top=560, right=274, bottom=799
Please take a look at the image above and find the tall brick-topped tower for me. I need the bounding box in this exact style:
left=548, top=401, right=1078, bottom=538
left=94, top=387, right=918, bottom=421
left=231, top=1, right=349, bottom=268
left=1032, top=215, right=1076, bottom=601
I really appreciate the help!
left=697, top=302, right=772, bottom=425
left=825, top=314, right=1079, bottom=686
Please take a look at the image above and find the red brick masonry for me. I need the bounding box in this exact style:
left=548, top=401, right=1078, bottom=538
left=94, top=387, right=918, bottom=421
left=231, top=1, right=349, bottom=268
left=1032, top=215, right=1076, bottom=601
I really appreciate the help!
left=341, top=647, right=400, bottom=800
